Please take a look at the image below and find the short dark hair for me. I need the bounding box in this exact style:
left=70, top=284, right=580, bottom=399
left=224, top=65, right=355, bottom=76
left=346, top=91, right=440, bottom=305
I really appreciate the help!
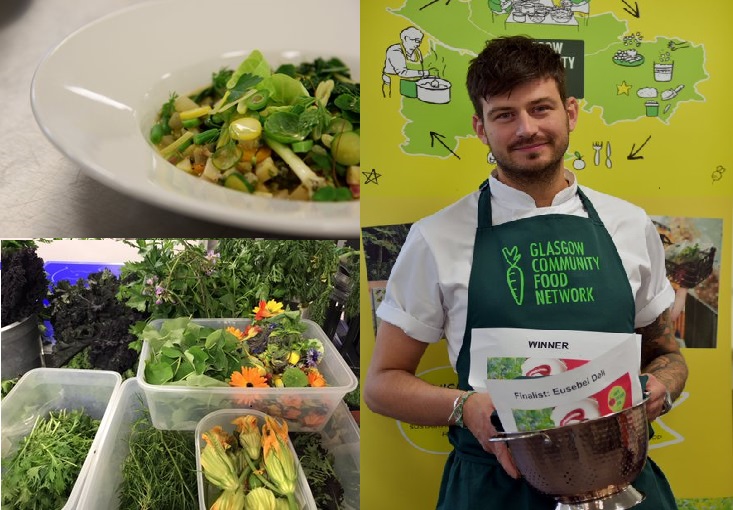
left=466, top=35, right=567, bottom=116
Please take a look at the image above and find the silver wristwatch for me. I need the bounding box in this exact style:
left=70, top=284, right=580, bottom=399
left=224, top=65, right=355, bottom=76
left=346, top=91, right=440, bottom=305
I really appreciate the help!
left=661, top=390, right=673, bottom=415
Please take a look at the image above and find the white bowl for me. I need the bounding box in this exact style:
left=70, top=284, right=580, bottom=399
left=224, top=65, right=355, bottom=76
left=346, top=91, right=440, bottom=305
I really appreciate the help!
left=31, top=0, right=359, bottom=236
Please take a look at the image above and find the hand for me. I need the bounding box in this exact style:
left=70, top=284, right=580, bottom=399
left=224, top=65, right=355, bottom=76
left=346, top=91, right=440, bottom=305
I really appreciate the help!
left=462, top=392, right=520, bottom=479
left=642, top=372, right=669, bottom=421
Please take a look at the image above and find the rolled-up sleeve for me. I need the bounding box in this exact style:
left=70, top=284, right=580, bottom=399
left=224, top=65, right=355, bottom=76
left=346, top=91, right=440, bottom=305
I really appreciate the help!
left=634, top=216, right=674, bottom=328
left=376, top=225, right=445, bottom=344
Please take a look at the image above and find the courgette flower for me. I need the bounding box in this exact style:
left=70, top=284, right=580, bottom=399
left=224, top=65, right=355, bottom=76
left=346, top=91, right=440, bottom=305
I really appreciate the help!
left=262, top=416, right=298, bottom=500
left=200, top=430, right=240, bottom=492
left=232, top=415, right=261, bottom=461
left=210, top=487, right=246, bottom=510
left=245, top=487, right=277, bottom=510
left=274, top=498, right=290, bottom=510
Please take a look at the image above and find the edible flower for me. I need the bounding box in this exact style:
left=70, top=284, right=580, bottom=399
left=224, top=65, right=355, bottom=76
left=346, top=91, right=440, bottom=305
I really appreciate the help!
left=307, top=368, right=327, bottom=387
left=262, top=416, right=298, bottom=508
left=226, top=326, right=245, bottom=340
left=253, top=299, right=285, bottom=320
left=200, top=430, right=240, bottom=492
left=244, top=487, right=277, bottom=510
left=243, top=324, right=261, bottom=340
left=232, top=415, right=261, bottom=460
left=210, top=488, right=246, bottom=510
left=230, top=366, right=268, bottom=388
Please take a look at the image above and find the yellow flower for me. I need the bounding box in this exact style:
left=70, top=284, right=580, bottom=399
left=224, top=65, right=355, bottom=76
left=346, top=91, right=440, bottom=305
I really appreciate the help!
left=287, top=351, right=300, bottom=365
left=253, top=299, right=285, bottom=320
left=261, top=416, right=298, bottom=497
left=210, top=487, right=246, bottom=510
left=232, top=415, right=261, bottom=461
left=272, top=375, right=284, bottom=388
left=200, top=430, right=240, bottom=492
left=229, top=366, right=269, bottom=388
left=244, top=487, right=277, bottom=510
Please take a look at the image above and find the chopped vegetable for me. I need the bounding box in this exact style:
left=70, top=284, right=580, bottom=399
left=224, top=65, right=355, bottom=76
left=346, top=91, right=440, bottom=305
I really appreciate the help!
left=149, top=51, right=359, bottom=201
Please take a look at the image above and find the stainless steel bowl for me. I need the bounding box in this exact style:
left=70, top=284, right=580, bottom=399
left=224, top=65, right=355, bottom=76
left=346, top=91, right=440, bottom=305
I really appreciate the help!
left=489, top=397, right=649, bottom=509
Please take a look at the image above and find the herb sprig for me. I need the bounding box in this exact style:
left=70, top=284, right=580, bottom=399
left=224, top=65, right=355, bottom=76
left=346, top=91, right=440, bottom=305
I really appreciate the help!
left=1, top=409, right=100, bottom=510
left=118, top=406, right=197, bottom=510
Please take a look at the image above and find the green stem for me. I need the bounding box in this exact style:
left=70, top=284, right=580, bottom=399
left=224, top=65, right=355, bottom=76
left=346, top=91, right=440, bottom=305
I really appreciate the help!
left=243, top=454, right=286, bottom=497
left=286, top=492, right=298, bottom=510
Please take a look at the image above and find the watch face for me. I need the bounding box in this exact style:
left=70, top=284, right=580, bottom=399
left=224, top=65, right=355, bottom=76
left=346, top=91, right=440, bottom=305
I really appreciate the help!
left=662, top=391, right=673, bottom=414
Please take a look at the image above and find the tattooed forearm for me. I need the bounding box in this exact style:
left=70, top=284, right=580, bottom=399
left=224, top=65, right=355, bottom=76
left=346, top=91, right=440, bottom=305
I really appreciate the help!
left=636, top=309, right=689, bottom=400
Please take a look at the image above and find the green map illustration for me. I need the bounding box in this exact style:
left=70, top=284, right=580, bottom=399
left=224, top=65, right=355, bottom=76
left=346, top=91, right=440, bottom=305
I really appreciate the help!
left=386, top=0, right=707, bottom=157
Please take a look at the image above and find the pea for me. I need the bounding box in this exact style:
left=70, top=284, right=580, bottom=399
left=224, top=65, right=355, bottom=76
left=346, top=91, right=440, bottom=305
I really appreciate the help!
left=330, top=131, right=360, bottom=166
left=229, top=117, right=262, bottom=142
left=149, top=123, right=164, bottom=144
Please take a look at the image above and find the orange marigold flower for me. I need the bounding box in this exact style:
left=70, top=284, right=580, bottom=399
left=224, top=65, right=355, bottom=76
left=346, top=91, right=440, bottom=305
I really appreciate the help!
left=230, top=366, right=269, bottom=388
left=307, top=369, right=327, bottom=387
left=226, top=326, right=245, bottom=340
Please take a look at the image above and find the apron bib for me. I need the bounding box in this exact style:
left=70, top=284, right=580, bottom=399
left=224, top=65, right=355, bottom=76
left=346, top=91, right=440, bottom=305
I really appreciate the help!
left=436, top=183, right=677, bottom=510
left=399, top=47, right=423, bottom=98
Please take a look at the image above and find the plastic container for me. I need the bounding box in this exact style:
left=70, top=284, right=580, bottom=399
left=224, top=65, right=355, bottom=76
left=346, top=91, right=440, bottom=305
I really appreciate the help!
left=195, top=408, right=317, bottom=510
left=1, top=368, right=122, bottom=510
left=313, top=402, right=360, bottom=509
left=136, top=318, right=358, bottom=431
left=77, top=378, right=360, bottom=510
left=76, top=378, right=195, bottom=509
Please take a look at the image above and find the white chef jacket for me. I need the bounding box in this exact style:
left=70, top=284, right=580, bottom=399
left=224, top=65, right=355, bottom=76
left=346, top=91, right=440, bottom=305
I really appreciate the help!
left=376, top=170, right=674, bottom=369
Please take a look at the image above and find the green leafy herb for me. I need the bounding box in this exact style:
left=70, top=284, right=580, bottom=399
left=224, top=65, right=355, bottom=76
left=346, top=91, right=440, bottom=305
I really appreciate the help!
left=118, top=405, right=197, bottom=510
left=1, top=409, right=100, bottom=510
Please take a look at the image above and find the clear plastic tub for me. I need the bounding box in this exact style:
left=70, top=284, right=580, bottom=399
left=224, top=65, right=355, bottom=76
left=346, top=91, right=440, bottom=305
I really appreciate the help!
left=136, top=318, right=358, bottom=431
left=76, top=377, right=195, bottom=510
left=77, top=378, right=359, bottom=510
left=195, top=408, right=317, bottom=510
left=1, top=368, right=122, bottom=510
left=311, top=402, right=360, bottom=509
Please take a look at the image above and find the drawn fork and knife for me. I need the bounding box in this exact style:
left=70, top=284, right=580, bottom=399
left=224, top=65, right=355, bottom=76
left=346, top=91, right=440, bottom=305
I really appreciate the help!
left=592, top=141, right=612, bottom=168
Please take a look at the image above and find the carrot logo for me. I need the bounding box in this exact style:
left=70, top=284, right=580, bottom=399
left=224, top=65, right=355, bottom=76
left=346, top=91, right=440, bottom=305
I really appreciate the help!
left=502, top=246, right=524, bottom=306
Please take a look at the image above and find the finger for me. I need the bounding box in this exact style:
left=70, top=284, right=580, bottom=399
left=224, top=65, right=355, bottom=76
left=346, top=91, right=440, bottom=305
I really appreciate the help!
left=492, top=443, right=520, bottom=479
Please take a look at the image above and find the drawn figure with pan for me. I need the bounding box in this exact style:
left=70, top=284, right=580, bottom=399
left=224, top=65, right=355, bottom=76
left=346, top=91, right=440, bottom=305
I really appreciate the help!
left=382, top=26, right=428, bottom=99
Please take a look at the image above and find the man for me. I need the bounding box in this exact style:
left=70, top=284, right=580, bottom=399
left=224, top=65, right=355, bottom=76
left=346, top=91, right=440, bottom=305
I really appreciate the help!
left=382, top=26, right=429, bottom=98
left=364, top=35, right=688, bottom=509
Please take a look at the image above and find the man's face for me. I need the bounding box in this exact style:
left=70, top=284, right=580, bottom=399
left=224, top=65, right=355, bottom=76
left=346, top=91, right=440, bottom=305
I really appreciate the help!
left=472, top=77, right=578, bottom=182
left=403, top=36, right=422, bottom=53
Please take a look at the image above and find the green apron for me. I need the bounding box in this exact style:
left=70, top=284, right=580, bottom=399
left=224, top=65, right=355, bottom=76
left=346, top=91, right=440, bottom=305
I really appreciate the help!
left=399, top=47, right=423, bottom=98
left=436, top=182, right=678, bottom=510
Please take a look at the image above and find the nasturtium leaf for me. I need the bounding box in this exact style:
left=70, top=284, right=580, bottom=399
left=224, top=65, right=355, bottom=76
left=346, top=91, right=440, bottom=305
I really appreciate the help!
left=183, top=374, right=229, bottom=387
left=160, top=346, right=182, bottom=359
left=145, top=361, right=175, bottom=385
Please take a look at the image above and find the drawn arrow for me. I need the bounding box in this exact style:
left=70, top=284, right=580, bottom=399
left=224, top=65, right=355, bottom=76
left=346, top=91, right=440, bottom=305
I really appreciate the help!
left=627, top=135, right=651, bottom=160
left=420, top=0, right=451, bottom=10
left=429, top=131, right=461, bottom=159
left=621, top=0, right=640, bottom=18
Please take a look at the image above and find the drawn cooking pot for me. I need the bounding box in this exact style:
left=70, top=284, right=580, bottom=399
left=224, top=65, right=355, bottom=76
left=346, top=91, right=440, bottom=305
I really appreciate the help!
left=416, top=77, right=451, bottom=104
left=488, top=396, right=650, bottom=510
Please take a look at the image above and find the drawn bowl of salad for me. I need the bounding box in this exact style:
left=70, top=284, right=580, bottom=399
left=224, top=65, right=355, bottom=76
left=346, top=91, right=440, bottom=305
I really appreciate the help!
left=612, top=49, right=645, bottom=67
left=30, top=0, right=359, bottom=236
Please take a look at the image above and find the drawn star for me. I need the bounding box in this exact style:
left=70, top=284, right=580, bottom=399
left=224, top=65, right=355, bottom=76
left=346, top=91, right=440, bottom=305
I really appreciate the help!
left=617, top=80, right=632, bottom=95
left=363, top=168, right=382, bottom=185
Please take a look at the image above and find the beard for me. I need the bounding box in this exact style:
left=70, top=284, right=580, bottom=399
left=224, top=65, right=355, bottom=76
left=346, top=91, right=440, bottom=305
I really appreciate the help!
left=492, top=126, right=570, bottom=187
